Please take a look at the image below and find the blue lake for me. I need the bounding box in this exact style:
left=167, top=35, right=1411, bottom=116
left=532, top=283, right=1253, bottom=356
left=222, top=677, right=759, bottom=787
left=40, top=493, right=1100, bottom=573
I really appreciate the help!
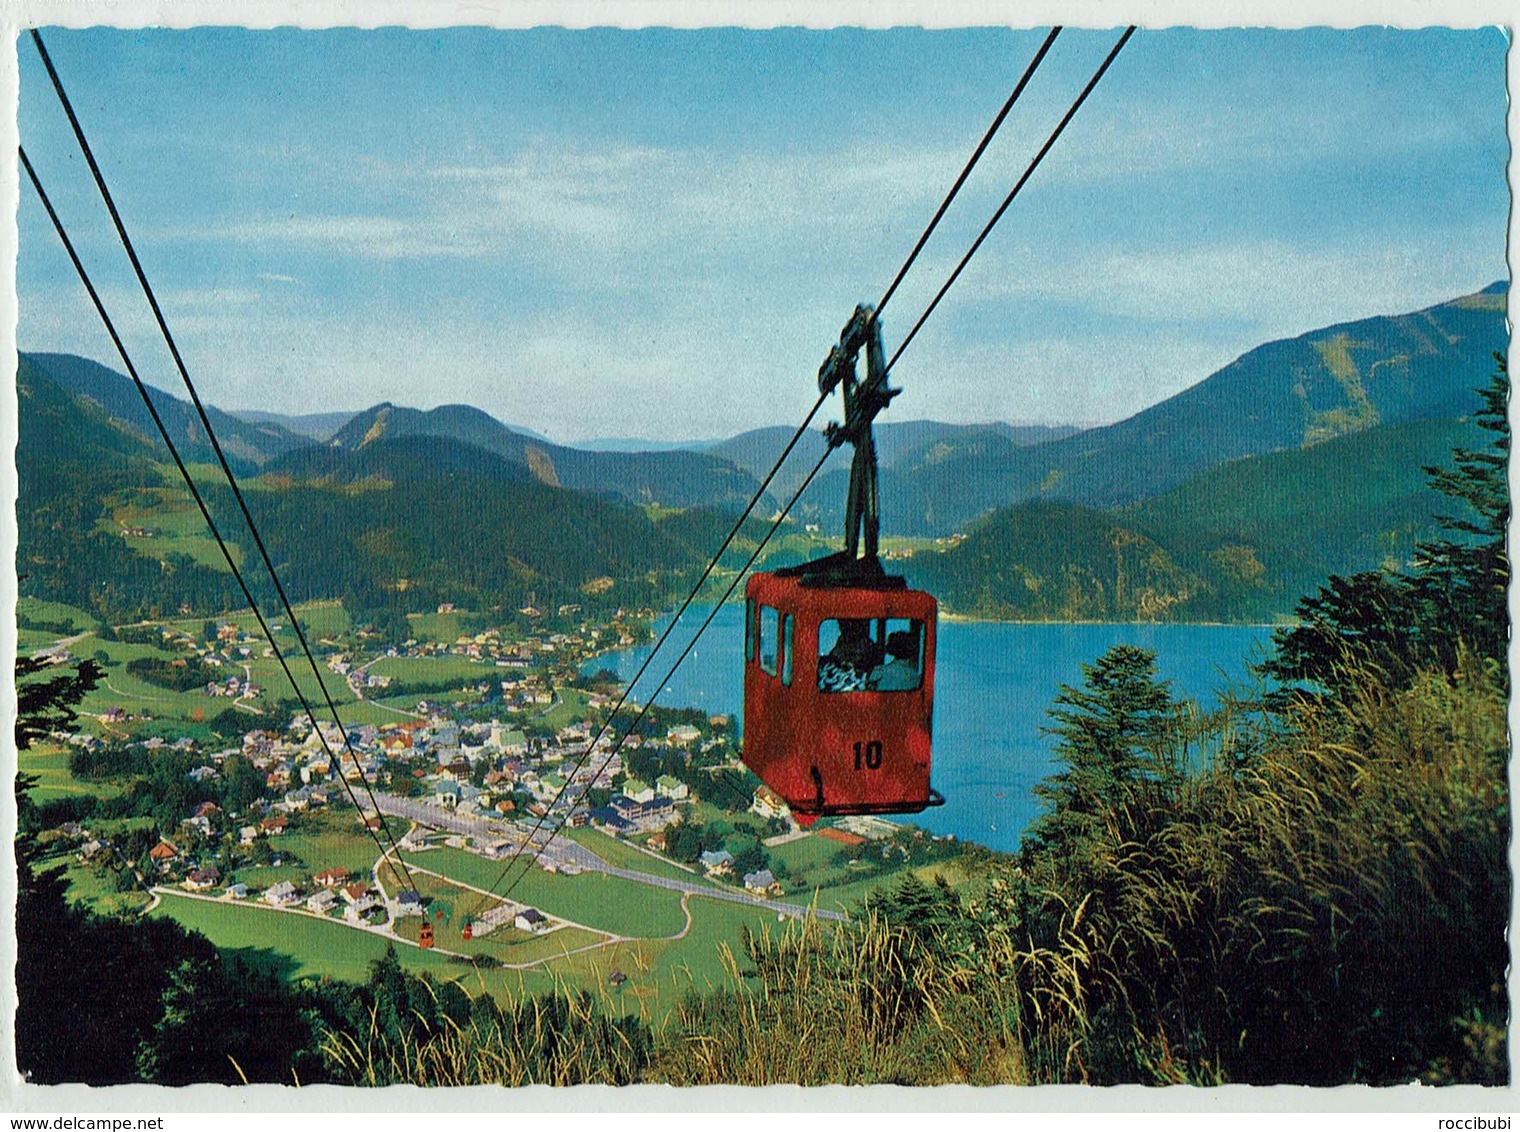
left=589, top=607, right=1275, bottom=854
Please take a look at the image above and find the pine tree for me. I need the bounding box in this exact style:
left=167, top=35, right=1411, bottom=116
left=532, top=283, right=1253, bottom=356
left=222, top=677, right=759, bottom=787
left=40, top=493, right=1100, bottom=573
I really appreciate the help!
left=1024, top=644, right=1179, bottom=861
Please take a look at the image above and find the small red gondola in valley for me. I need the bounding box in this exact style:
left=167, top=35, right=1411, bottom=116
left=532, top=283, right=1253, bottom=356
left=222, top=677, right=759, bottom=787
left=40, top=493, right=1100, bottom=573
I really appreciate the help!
left=743, top=305, right=942, bottom=827
left=419, top=920, right=435, bottom=949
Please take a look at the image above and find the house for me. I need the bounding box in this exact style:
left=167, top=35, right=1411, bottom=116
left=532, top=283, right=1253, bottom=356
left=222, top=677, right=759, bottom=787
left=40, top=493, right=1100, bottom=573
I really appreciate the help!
left=514, top=908, right=549, bottom=933
left=591, top=810, right=635, bottom=837
left=655, top=775, right=690, bottom=801
left=667, top=724, right=701, bottom=746
left=699, top=849, right=734, bottom=877
left=743, top=869, right=778, bottom=894
left=622, top=779, right=656, bottom=804
left=300, top=756, right=332, bottom=784
left=306, top=890, right=339, bottom=915
left=750, top=786, right=788, bottom=821
left=261, top=815, right=289, bottom=836
left=224, top=882, right=249, bottom=900
left=611, top=794, right=673, bottom=824
left=345, top=894, right=386, bottom=923
left=184, top=867, right=220, bottom=891
left=239, top=825, right=260, bottom=845
left=394, top=890, right=425, bottom=918
left=314, top=867, right=351, bottom=889
left=341, top=882, right=373, bottom=904
left=148, top=840, right=180, bottom=870
left=264, top=881, right=301, bottom=907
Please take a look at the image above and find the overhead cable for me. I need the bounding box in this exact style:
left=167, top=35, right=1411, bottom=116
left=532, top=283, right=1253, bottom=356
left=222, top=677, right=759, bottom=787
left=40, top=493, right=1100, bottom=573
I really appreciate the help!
left=20, top=145, right=421, bottom=897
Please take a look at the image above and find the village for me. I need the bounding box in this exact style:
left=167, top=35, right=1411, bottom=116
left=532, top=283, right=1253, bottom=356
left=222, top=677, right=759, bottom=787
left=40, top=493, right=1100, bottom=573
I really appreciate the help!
left=30, top=598, right=943, bottom=970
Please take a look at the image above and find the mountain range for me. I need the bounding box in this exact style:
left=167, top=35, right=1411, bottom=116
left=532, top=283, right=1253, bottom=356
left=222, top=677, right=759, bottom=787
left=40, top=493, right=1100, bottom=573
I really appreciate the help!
left=17, top=281, right=1509, bottom=624
left=800, top=283, right=1510, bottom=537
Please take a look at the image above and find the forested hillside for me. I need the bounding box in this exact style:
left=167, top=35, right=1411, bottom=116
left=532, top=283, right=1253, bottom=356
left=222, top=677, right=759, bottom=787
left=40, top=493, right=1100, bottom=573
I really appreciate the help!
left=911, top=415, right=1484, bottom=621
left=18, top=360, right=719, bottom=623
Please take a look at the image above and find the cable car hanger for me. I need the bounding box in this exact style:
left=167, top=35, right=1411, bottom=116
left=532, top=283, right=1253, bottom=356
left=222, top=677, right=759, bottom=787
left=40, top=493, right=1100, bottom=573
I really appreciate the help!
left=742, top=304, right=941, bottom=824
left=739, top=27, right=1137, bottom=826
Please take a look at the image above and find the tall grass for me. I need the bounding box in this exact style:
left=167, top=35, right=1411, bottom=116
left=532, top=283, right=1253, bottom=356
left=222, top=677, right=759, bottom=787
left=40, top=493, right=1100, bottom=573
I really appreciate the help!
left=1008, top=649, right=1509, bottom=1084
left=319, top=968, right=650, bottom=1086
left=653, top=910, right=1028, bottom=1085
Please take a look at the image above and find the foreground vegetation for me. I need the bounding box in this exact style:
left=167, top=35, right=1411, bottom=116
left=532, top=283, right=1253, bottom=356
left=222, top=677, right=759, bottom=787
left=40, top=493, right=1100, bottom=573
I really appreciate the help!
left=15, top=363, right=1508, bottom=1086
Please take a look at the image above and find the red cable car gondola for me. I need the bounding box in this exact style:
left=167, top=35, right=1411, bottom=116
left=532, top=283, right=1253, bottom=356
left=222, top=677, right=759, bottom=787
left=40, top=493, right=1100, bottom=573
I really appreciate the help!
left=419, top=920, right=435, bottom=949
left=742, top=305, right=943, bottom=827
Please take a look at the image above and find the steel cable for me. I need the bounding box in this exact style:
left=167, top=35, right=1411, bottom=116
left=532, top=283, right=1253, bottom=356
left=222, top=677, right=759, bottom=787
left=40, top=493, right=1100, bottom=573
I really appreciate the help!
left=20, top=145, right=422, bottom=896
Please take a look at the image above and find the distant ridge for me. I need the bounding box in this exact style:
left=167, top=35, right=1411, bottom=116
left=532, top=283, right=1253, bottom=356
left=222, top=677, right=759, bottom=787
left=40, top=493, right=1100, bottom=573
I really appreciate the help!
left=224, top=408, right=362, bottom=443
left=330, top=401, right=771, bottom=512
left=709, top=420, right=1082, bottom=501
left=910, top=413, right=1487, bottom=622
left=807, top=283, right=1509, bottom=536
left=23, top=352, right=313, bottom=472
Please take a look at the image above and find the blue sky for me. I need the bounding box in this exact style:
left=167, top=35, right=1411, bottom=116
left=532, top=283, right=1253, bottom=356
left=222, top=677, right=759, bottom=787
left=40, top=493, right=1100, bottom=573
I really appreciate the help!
left=15, top=25, right=1510, bottom=442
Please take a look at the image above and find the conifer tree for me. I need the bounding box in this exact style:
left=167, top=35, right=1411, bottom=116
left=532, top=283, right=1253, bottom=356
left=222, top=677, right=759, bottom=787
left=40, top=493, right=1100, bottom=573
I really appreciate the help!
left=1024, top=644, right=1178, bottom=860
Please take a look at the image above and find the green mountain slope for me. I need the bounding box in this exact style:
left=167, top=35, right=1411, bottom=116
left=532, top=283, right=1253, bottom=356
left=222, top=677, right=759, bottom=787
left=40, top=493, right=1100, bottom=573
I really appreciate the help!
left=910, top=414, right=1484, bottom=622
left=18, top=362, right=711, bottom=621
left=249, top=438, right=705, bottom=614
left=18, top=359, right=253, bottom=618
left=861, top=285, right=1507, bottom=536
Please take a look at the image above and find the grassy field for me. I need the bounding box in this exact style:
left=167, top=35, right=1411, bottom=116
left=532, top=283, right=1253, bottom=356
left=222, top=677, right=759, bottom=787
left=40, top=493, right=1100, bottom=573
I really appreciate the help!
left=563, top=828, right=713, bottom=885
left=18, top=743, right=123, bottom=804
left=96, top=492, right=245, bottom=574
left=402, top=847, right=688, bottom=939
left=18, top=597, right=101, bottom=633
left=405, top=610, right=495, bottom=644
left=148, top=892, right=484, bottom=988
left=482, top=892, right=785, bottom=1017
left=163, top=598, right=352, bottom=640
left=538, top=688, right=596, bottom=731
left=473, top=925, right=611, bottom=966
left=657, top=894, right=787, bottom=993
left=59, top=860, right=151, bottom=918
left=228, top=810, right=386, bottom=892
left=767, top=831, right=848, bottom=874
left=368, top=655, right=493, bottom=686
